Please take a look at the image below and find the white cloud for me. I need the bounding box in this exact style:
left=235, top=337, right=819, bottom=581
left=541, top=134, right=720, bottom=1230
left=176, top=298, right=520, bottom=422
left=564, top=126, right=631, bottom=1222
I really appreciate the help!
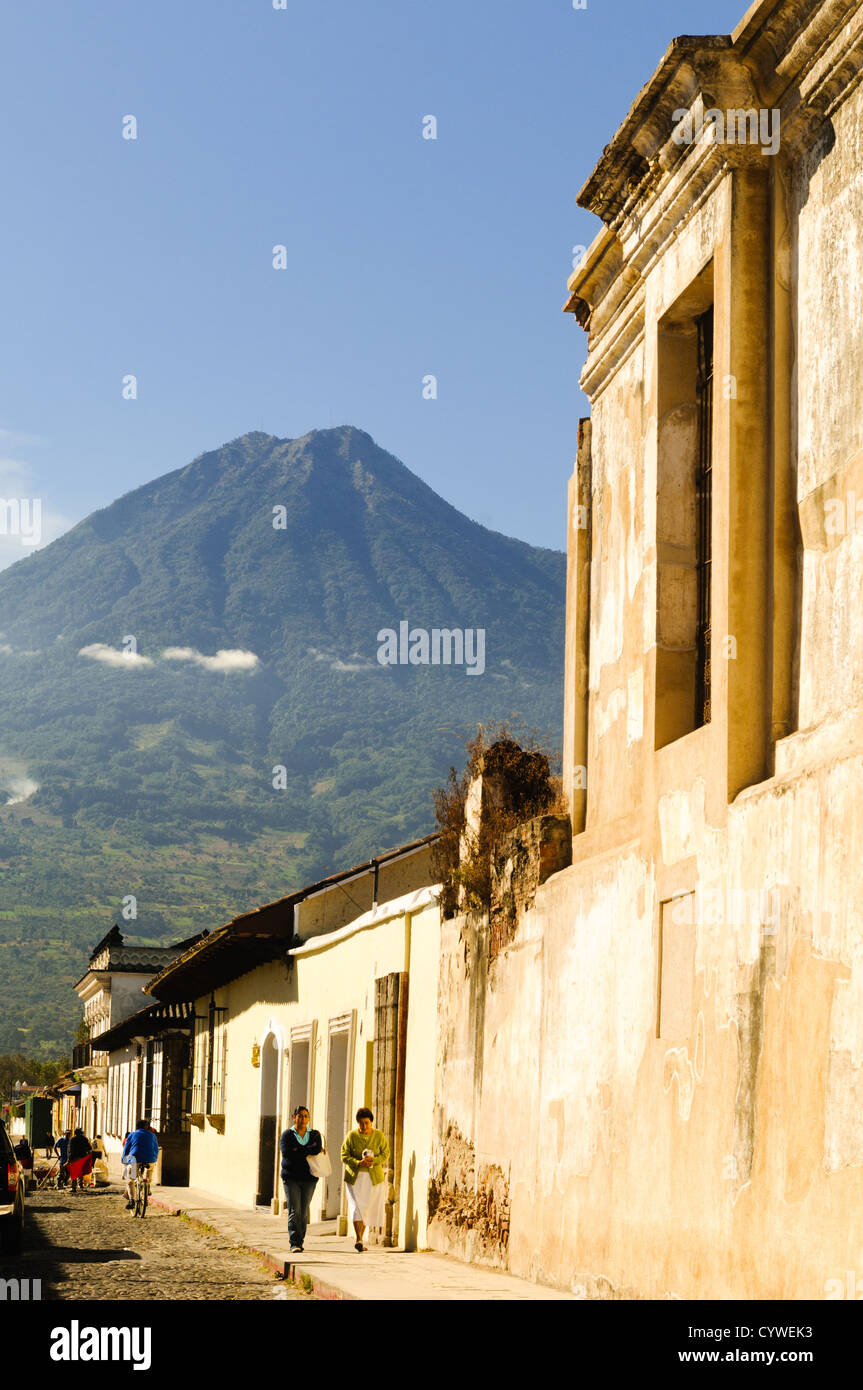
left=79, top=643, right=154, bottom=669
left=76, top=644, right=260, bottom=674
left=307, top=645, right=374, bottom=672
left=332, top=653, right=376, bottom=671
left=161, top=647, right=261, bottom=673
left=0, top=644, right=12, bottom=656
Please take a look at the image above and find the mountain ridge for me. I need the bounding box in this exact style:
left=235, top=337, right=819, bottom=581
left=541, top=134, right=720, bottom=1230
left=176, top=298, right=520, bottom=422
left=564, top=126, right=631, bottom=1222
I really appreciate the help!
left=0, top=427, right=563, bottom=651
left=0, top=426, right=565, bottom=1054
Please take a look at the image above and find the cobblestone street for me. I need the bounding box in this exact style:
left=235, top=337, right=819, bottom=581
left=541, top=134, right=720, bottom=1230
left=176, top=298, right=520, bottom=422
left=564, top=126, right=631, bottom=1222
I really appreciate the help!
left=1, top=1186, right=313, bottom=1300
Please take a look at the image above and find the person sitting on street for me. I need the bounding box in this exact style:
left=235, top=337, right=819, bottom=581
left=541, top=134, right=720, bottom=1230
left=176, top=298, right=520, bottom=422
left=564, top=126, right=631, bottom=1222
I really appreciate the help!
left=122, top=1119, right=159, bottom=1210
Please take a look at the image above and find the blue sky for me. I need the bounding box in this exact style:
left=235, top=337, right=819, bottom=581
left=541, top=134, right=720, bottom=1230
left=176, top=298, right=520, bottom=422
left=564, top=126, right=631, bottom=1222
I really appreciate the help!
left=0, top=0, right=746, bottom=567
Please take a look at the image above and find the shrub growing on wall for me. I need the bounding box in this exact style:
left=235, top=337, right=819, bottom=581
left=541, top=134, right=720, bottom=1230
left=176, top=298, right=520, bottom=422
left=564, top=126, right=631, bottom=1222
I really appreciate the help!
left=431, top=723, right=563, bottom=918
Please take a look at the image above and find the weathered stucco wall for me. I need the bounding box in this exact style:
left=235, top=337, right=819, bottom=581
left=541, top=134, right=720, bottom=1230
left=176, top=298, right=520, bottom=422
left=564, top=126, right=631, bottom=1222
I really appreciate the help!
left=431, top=0, right=863, bottom=1298
left=796, top=79, right=863, bottom=729
left=106, top=974, right=154, bottom=1029
left=432, top=744, right=863, bottom=1297
left=295, top=845, right=433, bottom=939
left=586, top=342, right=649, bottom=827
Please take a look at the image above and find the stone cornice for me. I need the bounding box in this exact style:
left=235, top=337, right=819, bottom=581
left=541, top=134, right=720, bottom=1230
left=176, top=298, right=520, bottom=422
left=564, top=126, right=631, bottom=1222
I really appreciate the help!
left=564, top=0, right=863, bottom=395
left=578, top=291, right=645, bottom=404
left=577, top=2, right=862, bottom=229
left=734, top=0, right=862, bottom=110
left=576, top=38, right=734, bottom=227
left=568, top=137, right=726, bottom=400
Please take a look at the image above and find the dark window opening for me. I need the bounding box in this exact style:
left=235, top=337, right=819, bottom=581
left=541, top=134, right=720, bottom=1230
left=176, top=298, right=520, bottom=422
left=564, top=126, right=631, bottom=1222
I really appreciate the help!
left=655, top=263, right=714, bottom=749
left=695, top=307, right=713, bottom=728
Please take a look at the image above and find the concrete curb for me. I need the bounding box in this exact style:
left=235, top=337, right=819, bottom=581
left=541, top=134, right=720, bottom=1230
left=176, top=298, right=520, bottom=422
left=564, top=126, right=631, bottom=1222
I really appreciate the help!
left=147, top=1188, right=574, bottom=1299
left=149, top=1193, right=353, bottom=1301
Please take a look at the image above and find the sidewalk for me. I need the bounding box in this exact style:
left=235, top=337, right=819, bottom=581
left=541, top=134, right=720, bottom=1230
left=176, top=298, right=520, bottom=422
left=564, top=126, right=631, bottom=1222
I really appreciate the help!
left=150, top=1186, right=574, bottom=1301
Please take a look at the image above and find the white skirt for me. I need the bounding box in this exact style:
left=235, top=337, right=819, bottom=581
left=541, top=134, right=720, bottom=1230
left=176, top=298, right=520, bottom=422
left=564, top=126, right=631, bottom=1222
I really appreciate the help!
left=345, top=1171, right=387, bottom=1227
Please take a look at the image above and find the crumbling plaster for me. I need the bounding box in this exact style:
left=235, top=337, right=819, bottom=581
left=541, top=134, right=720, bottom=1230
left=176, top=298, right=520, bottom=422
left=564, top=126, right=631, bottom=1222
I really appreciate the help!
left=431, top=0, right=863, bottom=1298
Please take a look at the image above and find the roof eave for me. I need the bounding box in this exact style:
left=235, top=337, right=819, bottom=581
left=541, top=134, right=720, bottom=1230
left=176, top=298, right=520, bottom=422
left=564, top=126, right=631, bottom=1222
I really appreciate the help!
left=144, top=833, right=438, bottom=999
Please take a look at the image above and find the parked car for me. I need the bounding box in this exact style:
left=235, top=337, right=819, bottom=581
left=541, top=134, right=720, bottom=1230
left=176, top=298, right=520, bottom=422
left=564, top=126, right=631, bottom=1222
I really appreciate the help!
left=0, top=1120, right=24, bottom=1254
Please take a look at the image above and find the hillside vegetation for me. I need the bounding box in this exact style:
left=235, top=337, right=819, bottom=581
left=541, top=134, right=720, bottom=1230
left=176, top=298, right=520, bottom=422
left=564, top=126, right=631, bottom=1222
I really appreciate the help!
left=0, top=427, right=564, bottom=1053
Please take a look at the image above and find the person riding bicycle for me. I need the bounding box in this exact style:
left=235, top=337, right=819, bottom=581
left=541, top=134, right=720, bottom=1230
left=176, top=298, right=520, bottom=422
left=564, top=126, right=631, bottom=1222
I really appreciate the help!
left=122, top=1119, right=159, bottom=1210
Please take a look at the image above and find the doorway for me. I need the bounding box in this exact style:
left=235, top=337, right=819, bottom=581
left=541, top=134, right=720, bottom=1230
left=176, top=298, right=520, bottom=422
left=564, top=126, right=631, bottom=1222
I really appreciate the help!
left=256, top=1035, right=279, bottom=1206
left=324, top=1017, right=352, bottom=1219
left=289, top=1034, right=311, bottom=1117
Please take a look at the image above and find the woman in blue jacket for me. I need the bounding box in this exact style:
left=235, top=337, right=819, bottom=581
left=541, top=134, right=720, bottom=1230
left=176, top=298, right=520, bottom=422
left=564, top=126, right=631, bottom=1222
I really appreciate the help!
left=279, top=1106, right=323, bottom=1253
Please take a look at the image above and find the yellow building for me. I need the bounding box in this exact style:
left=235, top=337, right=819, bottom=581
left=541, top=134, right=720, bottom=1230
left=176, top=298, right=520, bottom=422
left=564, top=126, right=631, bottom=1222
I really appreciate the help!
left=146, top=837, right=441, bottom=1250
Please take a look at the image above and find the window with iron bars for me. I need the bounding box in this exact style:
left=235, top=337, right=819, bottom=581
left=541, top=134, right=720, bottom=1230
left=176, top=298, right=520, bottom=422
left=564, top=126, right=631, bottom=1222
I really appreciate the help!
left=141, top=1040, right=162, bottom=1130
left=190, top=997, right=227, bottom=1117
left=161, top=1035, right=192, bottom=1135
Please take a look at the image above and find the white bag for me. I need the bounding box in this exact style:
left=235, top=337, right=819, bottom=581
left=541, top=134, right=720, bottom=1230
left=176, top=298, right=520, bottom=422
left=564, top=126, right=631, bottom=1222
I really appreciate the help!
left=307, top=1140, right=331, bottom=1178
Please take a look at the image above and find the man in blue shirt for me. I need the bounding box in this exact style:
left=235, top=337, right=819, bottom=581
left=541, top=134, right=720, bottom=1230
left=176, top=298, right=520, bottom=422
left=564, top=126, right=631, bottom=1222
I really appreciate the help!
left=54, top=1129, right=71, bottom=1187
left=122, top=1119, right=159, bottom=1210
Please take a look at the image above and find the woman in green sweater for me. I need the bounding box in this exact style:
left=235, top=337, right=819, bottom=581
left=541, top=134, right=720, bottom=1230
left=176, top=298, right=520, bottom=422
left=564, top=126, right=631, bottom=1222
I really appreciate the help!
left=341, top=1108, right=390, bottom=1251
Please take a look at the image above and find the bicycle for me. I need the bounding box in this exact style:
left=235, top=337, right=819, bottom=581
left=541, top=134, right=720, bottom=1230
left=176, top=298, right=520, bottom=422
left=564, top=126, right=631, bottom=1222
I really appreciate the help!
left=132, top=1163, right=152, bottom=1218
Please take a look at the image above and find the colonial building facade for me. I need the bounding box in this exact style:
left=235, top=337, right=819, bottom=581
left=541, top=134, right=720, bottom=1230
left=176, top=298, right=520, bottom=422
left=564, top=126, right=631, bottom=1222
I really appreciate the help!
left=428, top=0, right=863, bottom=1297
left=66, top=926, right=199, bottom=1179
left=96, top=999, right=195, bottom=1185
left=146, top=837, right=441, bottom=1249
left=56, top=0, right=862, bottom=1299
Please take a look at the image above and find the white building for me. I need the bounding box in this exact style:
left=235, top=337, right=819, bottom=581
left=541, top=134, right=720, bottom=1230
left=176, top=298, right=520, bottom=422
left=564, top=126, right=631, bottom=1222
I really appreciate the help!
left=69, top=925, right=200, bottom=1170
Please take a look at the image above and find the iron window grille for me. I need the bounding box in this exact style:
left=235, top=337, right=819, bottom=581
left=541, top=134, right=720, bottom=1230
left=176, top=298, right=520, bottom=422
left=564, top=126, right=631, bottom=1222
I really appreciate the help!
left=695, top=305, right=714, bottom=728
left=190, top=996, right=227, bottom=1118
